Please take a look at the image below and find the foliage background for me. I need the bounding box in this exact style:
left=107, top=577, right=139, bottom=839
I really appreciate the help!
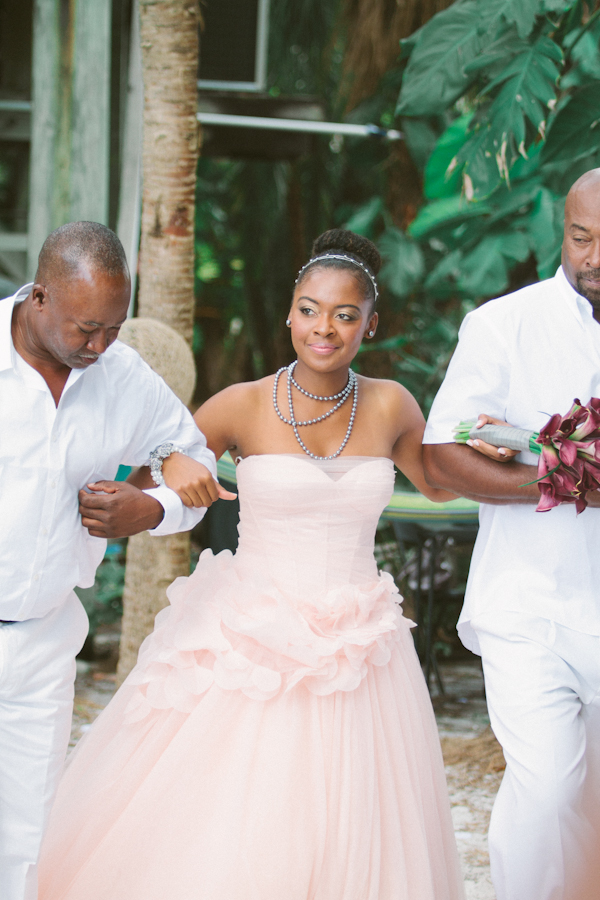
left=193, top=0, right=600, bottom=420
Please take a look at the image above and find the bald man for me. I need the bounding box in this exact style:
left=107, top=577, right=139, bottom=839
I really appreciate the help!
left=423, top=170, right=600, bottom=900
left=0, top=222, right=222, bottom=900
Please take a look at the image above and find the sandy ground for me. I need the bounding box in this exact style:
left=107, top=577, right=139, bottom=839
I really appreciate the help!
left=432, top=662, right=502, bottom=900
left=71, top=635, right=502, bottom=898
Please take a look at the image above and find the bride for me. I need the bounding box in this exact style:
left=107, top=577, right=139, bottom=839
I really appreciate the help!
left=39, top=230, right=466, bottom=900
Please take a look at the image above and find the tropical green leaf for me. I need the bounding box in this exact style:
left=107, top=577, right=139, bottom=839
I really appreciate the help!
left=524, top=186, right=563, bottom=278
left=378, top=227, right=425, bottom=298
left=482, top=35, right=561, bottom=101
left=489, top=0, right=541, bottom=40
left=455, top=36, right=562, bottom=197
left=541, top=0, right=578, bottom=11
left=396, top=1, right=487, bottom=116
left=400, top=118, right=440, bottom=171
left=423, top=249, right=464, bottom=292
left=408, top=195, right=491, bottom=239
left=466, top=228, right=531, bottom=298
left=561, top=17, right=600, bottom=88
left=458, top=235, right=511, bottom=297
left=394, top=352, right=438, bottom=376
left=508, top=141, right=543, bottom=181
left=484, top=177, right=543, bottom=224
left=424, top=115, right=472, bottom=200
left=358, top=333, right=409, bottom=354
left=342, top=196, right=383, bottom=237
left=542, top=83, right=600, bottom=163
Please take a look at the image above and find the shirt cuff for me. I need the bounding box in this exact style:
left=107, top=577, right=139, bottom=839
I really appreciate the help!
left=423, top=421, right=456, bottom=444
left=143, top=484, right=184, bottom=536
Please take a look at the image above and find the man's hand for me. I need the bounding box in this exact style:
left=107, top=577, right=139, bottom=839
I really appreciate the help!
left=79, top=481, right=164, bottom=538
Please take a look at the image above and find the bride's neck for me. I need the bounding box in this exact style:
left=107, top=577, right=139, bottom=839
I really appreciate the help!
left=292, top=360, right=351, bottom=396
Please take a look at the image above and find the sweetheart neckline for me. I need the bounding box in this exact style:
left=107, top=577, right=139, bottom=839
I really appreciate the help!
left=236, top=454, right=394, bottom=466
left=235, top=455, right=395, bottom=485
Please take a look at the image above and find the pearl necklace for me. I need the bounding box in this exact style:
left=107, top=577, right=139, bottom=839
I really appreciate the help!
left=272, top=361, right=358, bottom=460
left=273, top=362, right=355, bottom=426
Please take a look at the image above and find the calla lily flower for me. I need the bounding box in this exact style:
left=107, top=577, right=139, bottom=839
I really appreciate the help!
left=455, top=397, right=600, bottom=514
left=533, top=400, right=600, bottom=513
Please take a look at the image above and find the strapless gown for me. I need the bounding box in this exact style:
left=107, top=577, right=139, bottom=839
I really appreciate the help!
left=39, top=455, right=465, bottom=900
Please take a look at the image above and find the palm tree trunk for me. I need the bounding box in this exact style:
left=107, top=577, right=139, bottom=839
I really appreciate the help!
left=341, top=0, right=457, bottom=109
left=117, top=0, right=201, bottom=685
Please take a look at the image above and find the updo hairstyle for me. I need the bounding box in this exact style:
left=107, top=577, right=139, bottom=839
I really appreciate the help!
left=296, top=229, right=381, bottom=307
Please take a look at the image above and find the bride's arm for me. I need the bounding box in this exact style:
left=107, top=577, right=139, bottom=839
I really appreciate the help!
left=386, top=385, right=458, bottom=503
left=156, top=382, right=258, bottom=507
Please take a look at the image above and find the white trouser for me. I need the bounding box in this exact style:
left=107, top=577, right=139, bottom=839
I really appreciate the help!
left=474, top=612, right=600, bottom=900
left=0, top=593, right=89, bottom=900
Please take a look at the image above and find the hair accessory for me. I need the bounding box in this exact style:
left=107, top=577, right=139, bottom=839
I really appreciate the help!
left=295, top=253, right=378, bottom=302
left=286, top=318, right=291, bottom=327
left=149, top=442, right=186, bottom=486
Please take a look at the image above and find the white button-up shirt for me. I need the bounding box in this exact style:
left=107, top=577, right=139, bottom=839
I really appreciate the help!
left=1, top=286, right=216, bottom=621
left=424, top=267, right=600, bottom=654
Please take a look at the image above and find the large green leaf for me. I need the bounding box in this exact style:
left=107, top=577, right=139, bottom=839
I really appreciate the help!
left=561, top=16, right=600, bottom=88
left=424, top=115, right=473, bottom=200
left=397, top=0, right=547, bottom=118
left=342, top=197, right=383, bottom=237
left=460, top=240, right=510, bottom=297
left=541, top=0, right=582, bottom=11
left=400, top=118, right=440, bottom=171
left=458, top=229, right=531, bottom=297
left=424, top=249, right=464, bottom=294
left=455, top=35, right=562, bottom=197
left=378, top=227, right=425, bottom=298
left=408, top=195, right=491, bottom=239
left=491, top=0, right=541, bottom=39
left=396, top=1, right=487, bottom=116
left=484, top=177, right=543, bottom=224
left=524, top=186, right=564, bottom=278
left=358, top=333, right=409, bottom=354
left=542, top=83, right=600, bottom=163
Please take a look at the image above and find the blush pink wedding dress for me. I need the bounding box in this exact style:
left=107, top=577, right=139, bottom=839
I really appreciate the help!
left=39, top=455, right=465, bottom=900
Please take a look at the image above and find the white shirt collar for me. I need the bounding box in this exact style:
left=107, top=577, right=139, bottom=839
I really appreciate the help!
left=0, top=284, right=103, bottom=393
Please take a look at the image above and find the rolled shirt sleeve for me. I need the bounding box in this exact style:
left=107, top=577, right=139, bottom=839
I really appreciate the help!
left=424, top=308, right=512, bottom=445
left=122, top=358, right=217, bottom=535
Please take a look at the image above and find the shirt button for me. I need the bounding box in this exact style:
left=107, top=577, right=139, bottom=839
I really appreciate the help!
left=41, top=528, right=48, bottom=536
left=33, top=574, right=40, bottom=582
left=50, top=480, right=56, bottom=488
left=52, top=435, right=58, bottom=443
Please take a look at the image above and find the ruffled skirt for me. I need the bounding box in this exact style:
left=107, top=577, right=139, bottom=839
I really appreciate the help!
left=39, top=550, right=465, bottom=900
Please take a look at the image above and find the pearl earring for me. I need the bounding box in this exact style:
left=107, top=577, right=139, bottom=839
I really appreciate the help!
left=368, top=330, right=374, bottom=337
left=286, top=319, right=291, bottom=327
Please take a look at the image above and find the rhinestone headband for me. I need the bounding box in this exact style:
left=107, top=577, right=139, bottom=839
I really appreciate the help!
left=295, top=253, right=378, bottom=302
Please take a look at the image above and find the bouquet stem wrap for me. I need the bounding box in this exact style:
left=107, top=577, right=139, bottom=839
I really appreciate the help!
left=454, top=423, right=540, bottom=454
left=454, top=398, right=600, bottom=513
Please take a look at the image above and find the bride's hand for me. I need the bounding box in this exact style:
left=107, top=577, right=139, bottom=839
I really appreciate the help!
left=466, top=414, right=519, bottom=463
left=162, top=453, right=237, bottom=508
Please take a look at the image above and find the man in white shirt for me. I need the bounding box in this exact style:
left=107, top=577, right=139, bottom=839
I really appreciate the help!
left=423, top=169, right=600, bottom=900
left=0, top=221, right=221, bottom=900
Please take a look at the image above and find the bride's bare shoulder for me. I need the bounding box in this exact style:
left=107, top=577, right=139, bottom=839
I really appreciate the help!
left=357, top=375, right=417, bottom=414
left=194, top=376, right=272, bottom=425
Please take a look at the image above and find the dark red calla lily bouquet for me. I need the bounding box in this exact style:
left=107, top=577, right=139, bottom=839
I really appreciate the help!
left=454, top=398, right=600, bottom=513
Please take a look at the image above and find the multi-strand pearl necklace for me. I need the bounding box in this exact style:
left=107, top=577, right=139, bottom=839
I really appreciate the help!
left=273, top=360, right=358, bottom=460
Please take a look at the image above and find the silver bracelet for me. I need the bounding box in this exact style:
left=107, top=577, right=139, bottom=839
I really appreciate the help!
left=149, top=442, right=186, bottom=486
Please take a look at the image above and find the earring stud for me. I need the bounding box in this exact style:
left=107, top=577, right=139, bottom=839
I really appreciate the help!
left=286, top=318, right=291, bottom=327
left=368, top=330, right=374, bottom=337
